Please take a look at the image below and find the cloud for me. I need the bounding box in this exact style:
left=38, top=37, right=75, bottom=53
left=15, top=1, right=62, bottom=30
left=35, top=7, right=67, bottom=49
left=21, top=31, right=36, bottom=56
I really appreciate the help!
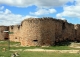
left=0, top=6, right=4, bottom=10
left=30, top=8, right=56, bottom=16
left=56, top=0, right=80, bottom=19
left=76, top=0, right=80, bottom=6
left=4, top=9, right=11, bottom=14
left=0, top=0, right=74, bottom=8
left=49, top=9, right=56, bottom=13
left=0, top=6, right=37, bottom=26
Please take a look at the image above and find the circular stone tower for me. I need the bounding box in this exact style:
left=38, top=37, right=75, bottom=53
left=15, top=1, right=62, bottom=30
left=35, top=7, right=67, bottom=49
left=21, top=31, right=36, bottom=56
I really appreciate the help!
left=20, top=18, right=55, bottom=46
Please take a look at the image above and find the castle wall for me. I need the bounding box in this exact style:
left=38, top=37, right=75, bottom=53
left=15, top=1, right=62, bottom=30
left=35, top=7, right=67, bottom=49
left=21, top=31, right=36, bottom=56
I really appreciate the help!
left=9, top=25, right=21, bottom=42
left=9, top=17, right=79, bottom=46
left=0, top=26, right=9, bottom=40
left=1, top=17, right=79, bottom=46
left=75, top=24, right=80, bottom=41
left=40, top=18, right=55, bottom=46
left=19, top=18, right=76, bottom=46
left=54, top=19, right=63, bottom=42
left=62, top=22, right=75, bottom=41
left=20, top=18, right=55, bottom=46
left=20, top=18, right=42, bottom=46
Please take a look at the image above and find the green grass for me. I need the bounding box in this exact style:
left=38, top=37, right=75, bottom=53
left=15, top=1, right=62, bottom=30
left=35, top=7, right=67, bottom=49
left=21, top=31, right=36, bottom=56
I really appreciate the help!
left=19, top=51, right=80, bottom=57
left=0, top=40, right=8, bottom=45
left=0, top=40, right=20, bottom=45
left=0, top=51, right=80, bottom=57
left=9, top=46, right=80, bottom=50
left=41, top=46, right=73, bottom=50
left=10, top=41, right=20, bottom=45
left=0, top=40, right=80, bottom=50
left=0, top=51, right=11, bottom=57
left=1, top=41, right=80, bottom=57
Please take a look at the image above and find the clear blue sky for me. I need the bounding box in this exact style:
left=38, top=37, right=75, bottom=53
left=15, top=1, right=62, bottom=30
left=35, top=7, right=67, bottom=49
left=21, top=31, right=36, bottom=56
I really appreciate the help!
left=0, top=0, right=80, bottom=26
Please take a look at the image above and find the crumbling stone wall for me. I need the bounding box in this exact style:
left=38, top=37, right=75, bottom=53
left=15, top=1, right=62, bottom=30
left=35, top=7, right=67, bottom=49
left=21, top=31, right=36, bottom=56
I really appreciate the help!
left=1, top=17, right=80, bottom=46
left=74, top=24, right=80, bottom=41
left=0, top=26, right=9, bottom=40
left=54, top=19, right=63, bottom=42
left=9, top=25, right=21, bottom=42
left=20, top=18, right=42, bottom=46
left=54, top=19, right=75, bottom=42
left=19, top=17, right=77, bottom=46
left=40, top=18, right=55, bottom=46
left=20, top=18, right=55, bottom=46
left=62, top=22, right=75, bottom=41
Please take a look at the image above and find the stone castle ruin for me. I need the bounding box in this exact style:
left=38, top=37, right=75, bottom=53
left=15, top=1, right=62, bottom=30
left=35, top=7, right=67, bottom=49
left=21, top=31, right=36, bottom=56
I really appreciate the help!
left=0, top=17, right=80, bottom=46
left=0, top=26, right=9, bottom=40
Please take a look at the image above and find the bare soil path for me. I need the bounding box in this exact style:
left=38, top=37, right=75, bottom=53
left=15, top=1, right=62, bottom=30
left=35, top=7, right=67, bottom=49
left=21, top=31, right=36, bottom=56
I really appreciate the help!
left=10, top=48, right=80, bottom=53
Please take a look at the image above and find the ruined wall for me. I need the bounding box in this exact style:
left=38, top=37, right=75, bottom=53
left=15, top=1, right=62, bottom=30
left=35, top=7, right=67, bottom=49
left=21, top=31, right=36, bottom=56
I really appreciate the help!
left=54, top=19, right=75, bottom=42
left=61, top=22, right=75, bottom=41
left=54, top=19, right=63, bottom=42
left=9, top=25, right=21, bottom=42
left=40, top=18, right=55, bottom=46
left=0, top=26, right=9, bottom=40
left=9, top=17, right=79, bottom=46
left=20, top=18, right=42, bottom=46
left=20, top=18, right=55, bottom=46
left=74, top=24, right=80, bottom=41
left=8, top=17, right=80, bottom=46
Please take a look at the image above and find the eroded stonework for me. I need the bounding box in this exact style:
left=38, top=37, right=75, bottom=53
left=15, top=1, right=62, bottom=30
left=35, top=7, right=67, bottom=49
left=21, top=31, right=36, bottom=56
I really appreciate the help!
left=0, top=26, right=9, bottom=40
left=0, top=17, right=80, bottom=46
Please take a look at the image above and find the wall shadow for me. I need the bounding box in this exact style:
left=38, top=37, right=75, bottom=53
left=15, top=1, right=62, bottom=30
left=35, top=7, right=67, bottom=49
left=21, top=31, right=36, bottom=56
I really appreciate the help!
left=55, top=40, right=71, bottom=46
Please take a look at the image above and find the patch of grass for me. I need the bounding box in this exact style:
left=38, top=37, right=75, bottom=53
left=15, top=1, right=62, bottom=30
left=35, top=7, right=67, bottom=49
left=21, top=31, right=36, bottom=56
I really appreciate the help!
left=0, top=41, right=9, bottom=51
left=0, top=41, right=80, bottom=50
left=10, top=41, right=20, bottom=45
left=9, top=46, right=80, bottom=50
left=41, top=46, right=72, bottom=50
left=0, top=51, right=11, bottom=57
left=14, top=51, right=80, bottom=57
left=10, top=46, right=40, bottom=50
left=0, top=41, right=80, bottom=57
left=0, top=40, right=8, bottom=44
left=0, top=51, right=80, bottom=57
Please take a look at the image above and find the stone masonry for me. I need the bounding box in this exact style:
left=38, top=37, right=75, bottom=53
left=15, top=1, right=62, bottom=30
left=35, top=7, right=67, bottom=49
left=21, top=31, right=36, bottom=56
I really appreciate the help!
left=0, top=17, right=80, bottom=46
left=0, top=26, right=9, bottom=40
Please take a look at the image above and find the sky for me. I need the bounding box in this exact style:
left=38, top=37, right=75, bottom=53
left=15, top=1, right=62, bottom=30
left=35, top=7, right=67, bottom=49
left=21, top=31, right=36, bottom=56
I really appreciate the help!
left=0, top=0, right=80, bottom=26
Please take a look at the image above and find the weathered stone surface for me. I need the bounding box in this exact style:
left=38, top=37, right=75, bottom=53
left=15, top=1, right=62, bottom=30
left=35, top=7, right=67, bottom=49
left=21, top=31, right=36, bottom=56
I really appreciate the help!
left=20, top=18, right=55, bottom=46
left=75, top=24, right=80, bottom=41
left=9, top=25, right=21, bottom=42
left=0, top=26, right=9, bottom=40
left=62, top=22, right=75, bottom=41
left=0, top=17, right=80, bottom=46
